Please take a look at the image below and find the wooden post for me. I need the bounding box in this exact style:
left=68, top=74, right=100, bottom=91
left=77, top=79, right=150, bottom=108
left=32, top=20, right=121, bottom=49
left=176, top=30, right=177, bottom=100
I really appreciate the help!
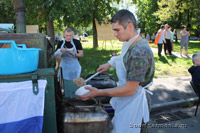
left=110, top=40, right=113, bottom=48
left=102, top=40, right=104, bottom=49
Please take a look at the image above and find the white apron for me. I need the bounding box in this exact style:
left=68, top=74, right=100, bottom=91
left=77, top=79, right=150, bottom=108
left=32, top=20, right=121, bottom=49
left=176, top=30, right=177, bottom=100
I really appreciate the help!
left=58, top=40, right=81, bottom=80
left=108, top=32, right=152, bottom=133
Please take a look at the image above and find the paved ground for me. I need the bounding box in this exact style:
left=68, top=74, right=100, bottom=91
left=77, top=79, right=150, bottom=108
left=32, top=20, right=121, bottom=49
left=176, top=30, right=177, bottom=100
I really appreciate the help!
left=147, top=46, right=199, bottom=132
left=148, top=106, right=200, bottom=133
left=149, top=76, right=196, bottom=105
left=145, top=44, right=200, bottom=132
left=146, top=75, right=200, bottom=133
left=149, top=46, right=196, bottom=108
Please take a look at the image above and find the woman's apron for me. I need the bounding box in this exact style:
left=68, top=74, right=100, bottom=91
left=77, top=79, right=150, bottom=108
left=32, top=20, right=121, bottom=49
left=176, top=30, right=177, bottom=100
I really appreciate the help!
left=58, top=40, right=81, bottom=80
left=108, top=32, right=152, bottom=133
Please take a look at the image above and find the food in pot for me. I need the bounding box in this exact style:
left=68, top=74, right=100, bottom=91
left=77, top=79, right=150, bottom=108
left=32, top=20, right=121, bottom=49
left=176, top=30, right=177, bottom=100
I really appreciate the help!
left=73, top=78, right=86, bottom=87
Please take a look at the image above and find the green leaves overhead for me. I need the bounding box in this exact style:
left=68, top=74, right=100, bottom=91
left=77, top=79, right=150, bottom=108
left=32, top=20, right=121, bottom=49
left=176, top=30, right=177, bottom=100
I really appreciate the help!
left=153, top=0, right=200, bottom=35
left=154, top=0, right=187, bottom=22
left=24, top=0, right=67, bottom=25
left=61, top=0, right=118, bottom=48
left=136, top=0, right=159, bottom=34
left=24, top=0, right=118, bottom=33
left=63, top=0, right=118, bottom=28
left=0, top=0, right=15, bottom=23
left=135, top=0, right=200, bottom=36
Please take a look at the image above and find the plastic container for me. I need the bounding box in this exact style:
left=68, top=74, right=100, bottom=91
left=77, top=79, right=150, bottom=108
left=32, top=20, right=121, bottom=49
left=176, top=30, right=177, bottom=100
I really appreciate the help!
left=0, top=40, right=41, bottom=75
left=0, top=33, right=52, bottom=68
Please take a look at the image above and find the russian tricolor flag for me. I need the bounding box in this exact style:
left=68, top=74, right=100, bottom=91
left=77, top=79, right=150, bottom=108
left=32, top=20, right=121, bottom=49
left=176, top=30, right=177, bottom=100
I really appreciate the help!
left=0, top=80, right=47, bottom=133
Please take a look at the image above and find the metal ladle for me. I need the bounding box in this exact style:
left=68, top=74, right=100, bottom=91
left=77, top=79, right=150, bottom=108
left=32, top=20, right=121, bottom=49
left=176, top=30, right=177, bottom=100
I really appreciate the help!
left=84, top=72, right=99, bottom=83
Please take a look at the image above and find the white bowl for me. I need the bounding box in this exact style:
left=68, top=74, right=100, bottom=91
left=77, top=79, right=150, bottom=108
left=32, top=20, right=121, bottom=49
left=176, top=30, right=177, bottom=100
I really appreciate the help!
left=75, top=85, right=92, bottom=96
left=66, top=48, right=74, bottom=52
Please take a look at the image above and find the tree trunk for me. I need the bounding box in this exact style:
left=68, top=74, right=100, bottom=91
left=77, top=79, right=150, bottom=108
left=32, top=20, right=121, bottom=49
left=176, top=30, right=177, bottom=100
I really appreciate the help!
left=46, top=19, right=55, bottom=47
left=187, top=10, right=191, bottom=30
left=13, top=0, right=26, bottom=33
left=175, top=12, right=182, bottom=42
left=93, top=18, right=98, bottom=48
left=178, top=13, right=182, bottom=26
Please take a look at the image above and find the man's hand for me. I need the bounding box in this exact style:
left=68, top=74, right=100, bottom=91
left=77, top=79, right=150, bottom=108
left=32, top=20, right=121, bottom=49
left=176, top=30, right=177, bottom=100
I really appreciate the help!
left=78, top=86, right=100, bottom=101
left=60, top=48, right=67, bottom=53
left=67, top=50, right=75, bottom=56
left=60, top=48, right=76, bottom=56
left=97, top=63, right=110, bottom=73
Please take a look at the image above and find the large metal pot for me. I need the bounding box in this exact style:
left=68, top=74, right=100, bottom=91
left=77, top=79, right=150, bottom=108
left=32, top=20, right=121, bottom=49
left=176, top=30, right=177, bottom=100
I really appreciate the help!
left=57, top=98, right=109, bottom=133
left=86, top=73, right=117, bottom=103
left=86, top=73, right=117, bottom=89
left=64, top=98, right=97, bottom=112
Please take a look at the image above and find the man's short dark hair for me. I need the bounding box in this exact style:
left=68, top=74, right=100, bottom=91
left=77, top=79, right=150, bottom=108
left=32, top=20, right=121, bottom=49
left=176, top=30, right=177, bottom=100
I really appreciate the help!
left=160, top=25, right=165, bottom=29
left=111, top=9, right=137, bottom=30
left=64, top=28, right=73, bottom=33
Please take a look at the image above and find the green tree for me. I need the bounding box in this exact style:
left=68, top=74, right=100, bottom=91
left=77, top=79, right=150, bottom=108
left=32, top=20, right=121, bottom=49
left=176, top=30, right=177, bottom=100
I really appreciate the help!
left=0, top=0, right=15, bottom=24
left=24, top=0, right=68, bottom=44
left=135, top=0, right=160, bottom=36
left=63, top=0, right=119, bottom=48
left=24, top=0, right=120, bottom=48
left=154, top=0, right=200, bottom=36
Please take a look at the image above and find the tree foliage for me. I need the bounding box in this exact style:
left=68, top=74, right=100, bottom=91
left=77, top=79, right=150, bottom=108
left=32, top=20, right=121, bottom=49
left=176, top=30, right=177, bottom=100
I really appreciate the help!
left=24, top=0, right=66, bottom=25
left=153, top=0, right=200, bottom=36
left=135, top=0, right=160, bottom=35
left=62, top=0, right=119, bottom=48
left=135, top=0, right=200, bottom=37
left=1, top=0, right=120, bottom=48
left=24, top=0, right=69, bottom=44
left=24, top=0, right=119, bottom=48
left=0, top=0, right=15, bottom=23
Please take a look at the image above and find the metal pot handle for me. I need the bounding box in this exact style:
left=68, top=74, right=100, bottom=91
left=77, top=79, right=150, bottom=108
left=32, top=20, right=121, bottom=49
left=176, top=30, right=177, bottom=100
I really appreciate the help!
left=59, top=67, right=65, bottom=96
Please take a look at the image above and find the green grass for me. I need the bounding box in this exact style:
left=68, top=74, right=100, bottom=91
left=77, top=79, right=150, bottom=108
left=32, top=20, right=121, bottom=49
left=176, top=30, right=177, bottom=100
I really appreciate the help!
left=55, top=37, right=197, bottom=79
left=79, top=39, right=122, bottom=79
left=79, top=38, right=194, bottom=79
left=154, top=54, right=192, bottom=78
left=150, top=40, right=200, bottom=54
left=173, top=40, right=200, bottom=54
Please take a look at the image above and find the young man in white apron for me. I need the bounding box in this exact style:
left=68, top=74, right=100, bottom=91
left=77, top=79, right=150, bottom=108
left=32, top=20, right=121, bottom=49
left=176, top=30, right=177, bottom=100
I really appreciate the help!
left=54, top=28, right=83, bottom=80
left=79, top=10, right=155, bottom=133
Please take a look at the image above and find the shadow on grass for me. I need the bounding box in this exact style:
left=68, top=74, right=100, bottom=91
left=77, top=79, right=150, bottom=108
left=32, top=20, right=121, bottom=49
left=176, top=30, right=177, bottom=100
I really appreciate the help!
left=154, top=56, right=171, bottom=65
left=154, top=54, right=190, bottom=66
left=166, top=55, right=177, bottom=62
left=173, top=41, right=200, bottom=54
